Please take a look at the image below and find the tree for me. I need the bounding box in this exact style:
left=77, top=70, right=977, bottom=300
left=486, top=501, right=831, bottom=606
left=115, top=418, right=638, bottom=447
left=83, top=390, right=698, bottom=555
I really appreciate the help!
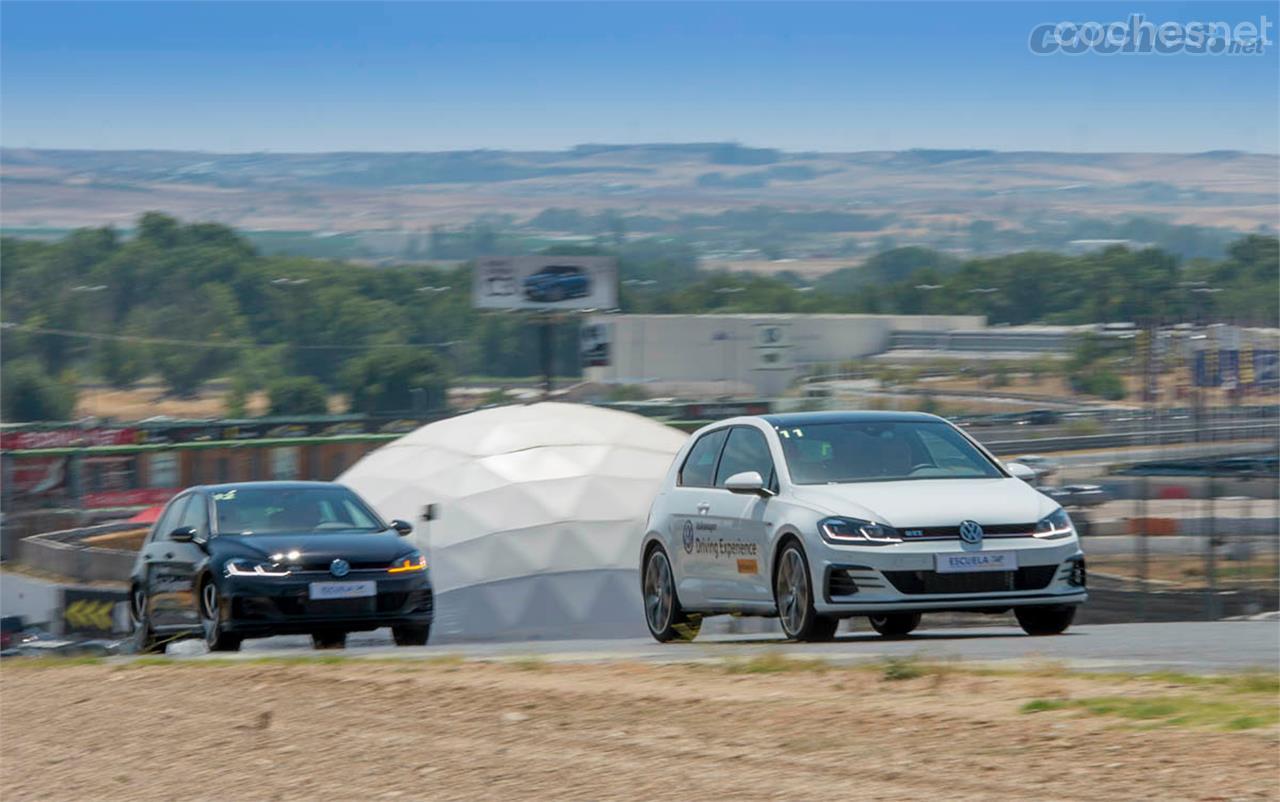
left=343, top=351, right=449, bottom=415
left=267, top=376, right=330, bottom=416
left=1, top=360, right=78, bottom=422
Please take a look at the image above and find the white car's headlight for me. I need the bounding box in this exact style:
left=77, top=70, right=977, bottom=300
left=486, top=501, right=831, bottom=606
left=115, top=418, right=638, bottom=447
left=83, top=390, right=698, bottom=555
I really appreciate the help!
left=225, top=558, right=290, bottom=577
left=1033, top=508, right=1074, bottom=539
left=819, top=517, right=901, bottom=545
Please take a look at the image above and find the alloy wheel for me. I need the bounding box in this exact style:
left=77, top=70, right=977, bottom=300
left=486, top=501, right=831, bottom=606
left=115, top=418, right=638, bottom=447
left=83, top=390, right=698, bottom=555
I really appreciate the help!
left=201, top=582, right=220, bottom=645
left=644, top=550, right=674, bottom=634
left=776, top=548, right=808, bottom=636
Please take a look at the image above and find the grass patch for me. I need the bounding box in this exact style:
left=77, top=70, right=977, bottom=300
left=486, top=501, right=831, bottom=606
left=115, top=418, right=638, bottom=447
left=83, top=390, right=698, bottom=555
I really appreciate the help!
left=721, top=652, right=829, bottom=675
left=508, top=656, right=550, bottom=672
left=1021, top=693, right=1279, bottom=731
left=3, top=655, right=105, bottom=668
left=880, top=656, right=926, bottom=681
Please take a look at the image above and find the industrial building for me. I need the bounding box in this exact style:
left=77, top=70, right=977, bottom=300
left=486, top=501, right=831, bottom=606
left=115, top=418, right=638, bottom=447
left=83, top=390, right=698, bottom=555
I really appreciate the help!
left=582, top=313, right=985, bottom=396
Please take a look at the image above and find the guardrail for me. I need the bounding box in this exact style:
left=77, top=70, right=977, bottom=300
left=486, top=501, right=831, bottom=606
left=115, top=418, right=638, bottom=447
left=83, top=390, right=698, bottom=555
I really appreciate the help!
left=16, top=523, right=139, bottom=584
left=979, top=423, right=1278, bottom=455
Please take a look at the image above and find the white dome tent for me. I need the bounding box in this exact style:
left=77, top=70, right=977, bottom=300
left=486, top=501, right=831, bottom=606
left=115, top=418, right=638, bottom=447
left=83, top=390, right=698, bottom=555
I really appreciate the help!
left=338, top=402, right=688, bottom=641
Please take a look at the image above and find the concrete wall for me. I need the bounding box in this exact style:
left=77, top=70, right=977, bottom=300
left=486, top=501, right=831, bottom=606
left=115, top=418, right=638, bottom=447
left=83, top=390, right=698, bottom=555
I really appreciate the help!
left=585, top=314, right=985, bottom=396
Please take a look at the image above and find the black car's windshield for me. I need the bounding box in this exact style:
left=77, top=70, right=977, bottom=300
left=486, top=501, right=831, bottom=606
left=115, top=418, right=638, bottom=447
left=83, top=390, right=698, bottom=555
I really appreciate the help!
left=212, top=487, right=384, bottom=535
left=776, top=421, right=1004, bottom=485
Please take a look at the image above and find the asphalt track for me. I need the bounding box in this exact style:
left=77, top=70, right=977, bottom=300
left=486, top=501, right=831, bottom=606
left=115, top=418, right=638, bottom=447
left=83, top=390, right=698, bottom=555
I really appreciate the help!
left=164, top=621, right=1280, bottom=675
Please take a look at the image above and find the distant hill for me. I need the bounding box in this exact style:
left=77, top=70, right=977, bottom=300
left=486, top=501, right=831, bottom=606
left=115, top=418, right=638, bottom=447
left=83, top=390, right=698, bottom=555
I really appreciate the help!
left=2, top=144, right=1275, bottom=264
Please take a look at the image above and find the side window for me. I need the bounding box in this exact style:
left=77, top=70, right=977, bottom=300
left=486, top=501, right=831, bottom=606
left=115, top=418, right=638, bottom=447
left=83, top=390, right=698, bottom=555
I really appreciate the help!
left=177, top=494, right=209, bottom=539
left=151, top=495, right=189, bottom=542
left=678, top=429, right=729, bottom=487
left=715, top=427, right=776, bottom=489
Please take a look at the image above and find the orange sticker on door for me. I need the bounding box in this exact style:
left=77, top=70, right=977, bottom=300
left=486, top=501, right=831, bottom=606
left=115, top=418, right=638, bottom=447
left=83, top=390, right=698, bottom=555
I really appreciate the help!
left=737, top=558, right=758, bottom=574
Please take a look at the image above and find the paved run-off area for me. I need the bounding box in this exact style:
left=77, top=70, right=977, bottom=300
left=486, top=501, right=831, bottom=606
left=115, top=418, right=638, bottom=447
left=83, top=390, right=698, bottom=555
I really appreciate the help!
left=3, top=649, right=1278, bottom=801
left=197, top=621, right=1280, bottom=675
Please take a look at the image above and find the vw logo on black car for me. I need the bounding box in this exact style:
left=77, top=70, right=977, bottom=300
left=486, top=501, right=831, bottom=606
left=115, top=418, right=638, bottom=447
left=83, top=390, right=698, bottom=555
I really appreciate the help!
left=330, top=558, right=351, bottom=577
left=958, top=520, right=984, bottom=545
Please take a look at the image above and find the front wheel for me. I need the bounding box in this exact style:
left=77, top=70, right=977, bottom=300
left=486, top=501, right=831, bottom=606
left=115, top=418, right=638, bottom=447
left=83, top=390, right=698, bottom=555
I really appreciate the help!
left=1015, top=605, right=1076, bottom=636
left=868, top=612, right=922, bottom=638
left=642, top=547, right=702, bottom=642
left=773, top=541, right=838, bottom=642
left=129, top=586, right=165, bottom=654
left=392, top=624, right=430, bottom=646
left=200, top=580, right=242, bottom=652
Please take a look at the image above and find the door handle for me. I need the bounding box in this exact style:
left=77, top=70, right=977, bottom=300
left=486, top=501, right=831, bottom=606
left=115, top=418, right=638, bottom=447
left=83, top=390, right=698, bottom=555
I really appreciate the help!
left=144, top=555, right=153, bottom=562
left=696, top=503, right=711, bottom=514
left=164, top=553, right=174, bottom=559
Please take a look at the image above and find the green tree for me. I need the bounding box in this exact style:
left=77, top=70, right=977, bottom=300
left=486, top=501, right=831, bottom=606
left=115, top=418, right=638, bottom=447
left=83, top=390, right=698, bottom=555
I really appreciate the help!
left=343, top=351, right=449, bottom=415
left=1, top=360, right=79, bottom=422
left=267, top=376, right=330, bottom=416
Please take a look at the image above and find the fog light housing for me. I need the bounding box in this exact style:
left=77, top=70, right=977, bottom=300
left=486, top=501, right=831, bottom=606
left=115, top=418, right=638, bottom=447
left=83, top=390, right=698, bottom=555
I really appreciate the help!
left=1068, top=558, right=1087, bottom=588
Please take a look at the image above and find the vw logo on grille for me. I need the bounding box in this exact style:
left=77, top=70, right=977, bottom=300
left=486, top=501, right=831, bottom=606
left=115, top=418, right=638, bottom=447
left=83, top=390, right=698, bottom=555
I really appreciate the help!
left=682, top=520, right=695, bottom=554
left=958, top=520, right=984, bottom=545
left=330, top=558, right=351, bottom=577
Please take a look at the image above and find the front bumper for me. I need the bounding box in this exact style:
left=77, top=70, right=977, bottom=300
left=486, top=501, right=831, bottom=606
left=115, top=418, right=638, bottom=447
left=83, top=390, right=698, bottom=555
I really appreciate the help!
left=810, top=536, right=1086, bottom=615
left=220, top=571, right=433, bottom=636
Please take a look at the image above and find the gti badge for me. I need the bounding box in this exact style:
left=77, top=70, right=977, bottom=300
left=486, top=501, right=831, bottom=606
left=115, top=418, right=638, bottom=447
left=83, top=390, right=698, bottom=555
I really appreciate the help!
left=330, top=558, right=351, bottom=578
left=958, top=520, right=984, bottom=545
left=682, top=520, right=695, bottom=554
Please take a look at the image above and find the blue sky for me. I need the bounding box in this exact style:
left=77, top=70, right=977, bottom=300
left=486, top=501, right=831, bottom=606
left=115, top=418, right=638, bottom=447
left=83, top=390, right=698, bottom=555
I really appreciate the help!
left=2, top=1, right=1276, bottom=153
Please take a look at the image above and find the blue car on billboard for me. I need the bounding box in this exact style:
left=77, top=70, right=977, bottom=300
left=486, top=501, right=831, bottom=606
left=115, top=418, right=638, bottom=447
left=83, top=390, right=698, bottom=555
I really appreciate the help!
left=524, top=264, right=592, bottom=303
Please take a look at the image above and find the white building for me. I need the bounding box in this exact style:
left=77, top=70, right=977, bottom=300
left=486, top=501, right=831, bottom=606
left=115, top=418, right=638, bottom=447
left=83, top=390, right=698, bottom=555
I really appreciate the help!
left=583, top=313, right=985, bottom=396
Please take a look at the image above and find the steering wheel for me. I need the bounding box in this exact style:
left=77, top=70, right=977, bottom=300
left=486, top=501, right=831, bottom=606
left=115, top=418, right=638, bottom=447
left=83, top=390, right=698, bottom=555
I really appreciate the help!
left=907, top=463, right=937, bottom=475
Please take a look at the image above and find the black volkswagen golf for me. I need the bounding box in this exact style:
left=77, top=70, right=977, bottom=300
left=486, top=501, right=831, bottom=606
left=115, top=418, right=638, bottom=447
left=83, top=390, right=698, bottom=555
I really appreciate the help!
left=129, top=481, right=433, bottom=653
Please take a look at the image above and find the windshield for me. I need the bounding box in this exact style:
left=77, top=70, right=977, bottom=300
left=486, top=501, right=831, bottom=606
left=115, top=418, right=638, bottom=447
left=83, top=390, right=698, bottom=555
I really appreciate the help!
left=776, top=421, right=1004, bottom=485
left=212, top=487, right=385, bottom=535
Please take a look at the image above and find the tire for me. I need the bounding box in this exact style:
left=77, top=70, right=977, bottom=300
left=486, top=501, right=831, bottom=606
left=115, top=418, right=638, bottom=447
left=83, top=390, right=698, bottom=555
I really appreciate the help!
left=128, top=586, right=165, bottom=655
left=1015, top=605, right=1076, bottom=636
left=199, top=579, right=242, bottom=653
left=868, top=612, right=922, bottom=638
left=392, top=624, right=430, bottom=646
left=773, top=540, right=838, bottom=642
left=642, top=546, right=702, bottom=643
left=311, top=631, right=347, bottom=650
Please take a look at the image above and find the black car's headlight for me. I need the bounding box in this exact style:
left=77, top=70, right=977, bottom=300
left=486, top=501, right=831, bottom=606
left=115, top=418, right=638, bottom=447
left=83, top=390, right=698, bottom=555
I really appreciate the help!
left=225, top=558, right=290, bottom=578
left=387, top=550, right=427, bottom=574
left=1034, top=508, right=1074, bottom=539
left=819, top=517, right=901, bottom=545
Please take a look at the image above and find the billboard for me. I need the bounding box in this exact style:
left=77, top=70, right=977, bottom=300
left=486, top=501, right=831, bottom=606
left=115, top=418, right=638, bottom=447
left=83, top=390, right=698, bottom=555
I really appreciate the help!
left=473, top=256, right=617, bottom=310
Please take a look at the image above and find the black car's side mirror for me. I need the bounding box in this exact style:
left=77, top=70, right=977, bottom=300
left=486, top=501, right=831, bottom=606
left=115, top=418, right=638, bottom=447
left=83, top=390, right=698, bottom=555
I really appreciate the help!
left=169, top=526, right=198, bottom=543
left=390, top=519, right=413, bottom=537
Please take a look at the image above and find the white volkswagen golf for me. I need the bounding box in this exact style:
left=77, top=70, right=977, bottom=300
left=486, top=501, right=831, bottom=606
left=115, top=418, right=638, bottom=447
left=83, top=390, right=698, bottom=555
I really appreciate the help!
left=640, top=412, right=1086, bottom=642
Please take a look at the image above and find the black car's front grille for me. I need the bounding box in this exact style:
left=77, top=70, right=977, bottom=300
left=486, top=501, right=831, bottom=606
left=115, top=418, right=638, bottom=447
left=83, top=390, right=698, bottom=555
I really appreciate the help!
left=295, top=560, right=388, bottom=573
left=900, top=523, right=1037, bottom=539
left=882, top=565, right=1058, bottom=595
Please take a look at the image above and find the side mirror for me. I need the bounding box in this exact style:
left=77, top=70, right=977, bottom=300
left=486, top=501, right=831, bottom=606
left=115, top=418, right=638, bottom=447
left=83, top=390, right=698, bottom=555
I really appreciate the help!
left=724, top=471, right=774, bottom=497
left=169, top=526, right=198, bottom=543
left=1006, top=462, right=1036, bottom=482
left=390, top=519, right=413, bottom=537
left=421, top=503, right=439, bottom=522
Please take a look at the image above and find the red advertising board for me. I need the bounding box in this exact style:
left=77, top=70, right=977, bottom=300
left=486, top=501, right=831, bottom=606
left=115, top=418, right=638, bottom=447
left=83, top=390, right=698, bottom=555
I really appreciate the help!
left=81, top=488, right=179, bottom=509
left=1, top=428, right=139, bottom=451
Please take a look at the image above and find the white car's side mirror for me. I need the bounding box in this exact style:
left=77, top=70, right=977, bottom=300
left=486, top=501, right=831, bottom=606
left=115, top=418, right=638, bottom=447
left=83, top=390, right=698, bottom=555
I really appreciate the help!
left=724, top=471, right=774, bottom=496
left=1006, top=462, right=1036, bottom=482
